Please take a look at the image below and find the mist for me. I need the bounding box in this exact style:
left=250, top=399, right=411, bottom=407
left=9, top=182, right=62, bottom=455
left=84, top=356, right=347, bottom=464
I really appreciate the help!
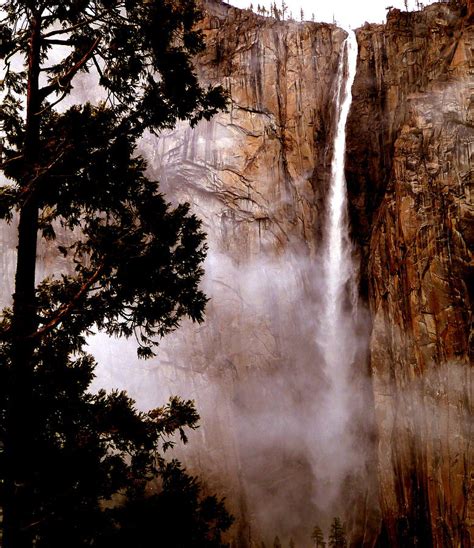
left=87, top=32, right=378, bottom=545
left=89, top=244, right=376, bottom=544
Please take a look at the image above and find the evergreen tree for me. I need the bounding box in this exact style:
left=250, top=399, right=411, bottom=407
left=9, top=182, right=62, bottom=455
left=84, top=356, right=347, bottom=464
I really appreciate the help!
left=273, top=536, right=282, bottom=548
left=311, top=525, right=326, bottom=547
left=0, top=1, right=227, bottom=546
left=328, top=518, right=347, bottom=548
left=272, top=2, right=281, bottom=20
left=289, top=538, right=296, bottom=548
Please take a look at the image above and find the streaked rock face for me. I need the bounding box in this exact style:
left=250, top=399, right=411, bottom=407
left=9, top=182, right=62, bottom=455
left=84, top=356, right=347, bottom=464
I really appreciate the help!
left=347, top=3, right=473, bottom=545
left=153, top=2, right=347, bottom=258
left=142, top=1, right=473, bottom=545
left=138, top=3, right=366, bottom=546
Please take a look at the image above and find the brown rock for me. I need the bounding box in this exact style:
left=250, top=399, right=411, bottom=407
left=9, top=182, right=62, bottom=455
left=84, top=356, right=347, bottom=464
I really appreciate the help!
left=347, top=2, right=473, bottom=545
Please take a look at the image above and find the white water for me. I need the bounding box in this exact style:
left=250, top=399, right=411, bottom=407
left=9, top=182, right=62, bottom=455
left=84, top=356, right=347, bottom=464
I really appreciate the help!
left=315, top=31, right=361, bottom=501
left=322, top=31, right=358, bottom=375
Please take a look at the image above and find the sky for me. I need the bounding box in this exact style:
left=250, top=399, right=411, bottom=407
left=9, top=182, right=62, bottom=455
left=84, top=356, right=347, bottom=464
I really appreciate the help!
left=227, top=0, right=437, bottom=28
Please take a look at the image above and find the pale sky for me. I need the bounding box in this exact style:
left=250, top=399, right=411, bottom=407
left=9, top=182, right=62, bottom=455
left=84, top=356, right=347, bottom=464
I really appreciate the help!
left=228, top=0, right=437, bottom=28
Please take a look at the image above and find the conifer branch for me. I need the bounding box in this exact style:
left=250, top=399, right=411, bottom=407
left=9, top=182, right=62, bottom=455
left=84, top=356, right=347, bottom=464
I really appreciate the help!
left=41, top=8, right=120, bottom=38
left=31, top=264, right=105, bottom=339
left=39, top=36, right=101, bottom=101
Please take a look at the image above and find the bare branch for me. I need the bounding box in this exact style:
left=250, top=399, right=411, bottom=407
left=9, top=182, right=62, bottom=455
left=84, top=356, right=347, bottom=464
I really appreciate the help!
left=4, top=42, right=25, bottom=65
left=41, top=3, right=125, bottom=38
left=42, top=38, right=74, bottom=46
left=0, top=154, right=24, bottom=170
left=39, top=36, right=101, bottom=101
left=35, top=89, right=68, bottom=115
left=30, top=265, right=105, bottom=339
left=42, top=14, right=105, bottom=38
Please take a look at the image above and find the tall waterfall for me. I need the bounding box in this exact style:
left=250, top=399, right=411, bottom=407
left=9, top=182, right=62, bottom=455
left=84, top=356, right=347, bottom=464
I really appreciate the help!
left=315, top=31, right=361, bottom=501
left=322, top=31, right=358, bottom=382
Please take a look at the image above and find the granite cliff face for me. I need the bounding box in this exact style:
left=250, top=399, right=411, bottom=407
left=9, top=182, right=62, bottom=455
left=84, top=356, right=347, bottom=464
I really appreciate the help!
left=154, top=1, right=346, bottom=256
left=133, top=3, right=369, bottom=546
left=346, top=3, right=473, bottom=545
left=131, top=1, right=473, bottom=546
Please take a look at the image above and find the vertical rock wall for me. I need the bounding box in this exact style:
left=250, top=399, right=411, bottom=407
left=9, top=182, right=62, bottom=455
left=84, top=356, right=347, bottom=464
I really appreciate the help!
left=347, top=2, right=473, bottom=545
left=133, top=3, right=366, bottom=546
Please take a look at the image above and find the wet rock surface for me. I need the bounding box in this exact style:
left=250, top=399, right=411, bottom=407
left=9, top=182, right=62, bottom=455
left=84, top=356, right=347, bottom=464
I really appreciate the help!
left=347, top=2, right=473, bottom=545
left=139, top=2, right=360, bottom=545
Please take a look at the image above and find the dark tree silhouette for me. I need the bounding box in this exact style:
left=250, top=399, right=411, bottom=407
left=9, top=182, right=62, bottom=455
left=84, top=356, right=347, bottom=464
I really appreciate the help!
left=0, top=0, right=228, bottom=546
left=328, top=518, right=347, bottom=548
left=311, top=525, right=326, bottom=547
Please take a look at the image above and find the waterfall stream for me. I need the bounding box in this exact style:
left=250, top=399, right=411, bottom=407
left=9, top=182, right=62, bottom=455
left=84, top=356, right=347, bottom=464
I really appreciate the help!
left=315, top=31, right=361, bottom=502
left=321, top=30, right=358, bottom=388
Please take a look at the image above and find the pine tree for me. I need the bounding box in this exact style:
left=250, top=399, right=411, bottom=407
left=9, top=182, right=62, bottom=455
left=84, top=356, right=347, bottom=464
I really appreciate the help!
left=0, top=1, right=227, bottom=546
left=289, top=538, right=296, bottom=548
left=272, top=2, right=281, bottom=20
left=273, top=536, right=282, bottom=548
left=329, top=518, right=347, bottom=548
left=311, top=525, right=326, bottom=547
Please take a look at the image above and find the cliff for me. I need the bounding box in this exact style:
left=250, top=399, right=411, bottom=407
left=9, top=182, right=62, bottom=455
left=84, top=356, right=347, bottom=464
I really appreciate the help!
left=136, top=1, right=473, bottom=546
left=153, top=1, right=345, bottom=255
left=347, top=2, right=473, bottom=545
left=0, top=0, right=470, bottom=546
left=138, top=3, right=366, bottom=546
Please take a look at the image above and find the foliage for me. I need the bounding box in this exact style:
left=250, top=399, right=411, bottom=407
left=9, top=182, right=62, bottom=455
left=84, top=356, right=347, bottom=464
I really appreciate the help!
left=105, top=459, right=234, bottom=548
left=0, top=326, right=233, bottom=546
left=0, top=0, right=228, bottom=546
left=273, top=535, right=282, bottom=548
left=311, top=525, right=326, bottom=547
left=328, top=518, right=347, bottom=548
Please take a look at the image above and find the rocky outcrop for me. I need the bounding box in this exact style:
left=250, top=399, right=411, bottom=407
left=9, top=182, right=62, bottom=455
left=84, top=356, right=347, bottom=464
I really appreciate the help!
left=153, top=1, right=346, bottom=257
left=347, top=2, right=473, bottom=545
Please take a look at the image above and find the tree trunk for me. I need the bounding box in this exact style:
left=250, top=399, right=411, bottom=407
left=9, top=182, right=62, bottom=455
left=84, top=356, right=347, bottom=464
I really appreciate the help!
left=3, top=11, right=42, bottom=548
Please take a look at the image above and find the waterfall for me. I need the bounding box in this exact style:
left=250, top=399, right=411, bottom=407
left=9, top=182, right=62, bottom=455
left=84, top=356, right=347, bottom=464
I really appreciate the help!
left=315, top=30, right=360, bottom=501
left=321, top=30, right=358, bottom=380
